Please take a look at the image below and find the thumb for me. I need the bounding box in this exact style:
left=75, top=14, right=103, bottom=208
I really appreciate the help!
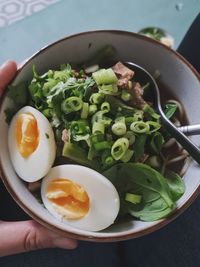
left=26, top=220, right=78, bottom=250
left=0, top=220, right=78, bottom=257
left=0, top=60, right=17, bottom=95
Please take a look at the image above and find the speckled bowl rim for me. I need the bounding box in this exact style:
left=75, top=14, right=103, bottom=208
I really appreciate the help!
left=0, top=30, right=199, bottom=242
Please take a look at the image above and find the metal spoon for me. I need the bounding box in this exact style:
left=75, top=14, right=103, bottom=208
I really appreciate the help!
left=178, top=125, right=200, bottom=136
left=125, top=61, right=200, bottom=164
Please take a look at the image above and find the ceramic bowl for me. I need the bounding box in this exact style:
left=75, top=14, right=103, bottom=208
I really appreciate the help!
left=0, top=30, right=199, bottom=242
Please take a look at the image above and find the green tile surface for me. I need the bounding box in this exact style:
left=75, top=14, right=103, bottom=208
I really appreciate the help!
left=0, top=0, right=199, bottom=64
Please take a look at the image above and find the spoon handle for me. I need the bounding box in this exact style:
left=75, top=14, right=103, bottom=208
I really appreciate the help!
left=161, top=118, right=200, bottom=164
left=178, top=124, right=200, bottom=136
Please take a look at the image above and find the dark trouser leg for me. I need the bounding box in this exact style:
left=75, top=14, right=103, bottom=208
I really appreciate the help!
left=177, top=12, right=200, bottom=72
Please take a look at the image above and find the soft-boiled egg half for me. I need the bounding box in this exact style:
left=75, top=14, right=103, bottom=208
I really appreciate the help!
left=8, top=106, right=56, bottom=182
left=41, top=165, right=120, bottom=231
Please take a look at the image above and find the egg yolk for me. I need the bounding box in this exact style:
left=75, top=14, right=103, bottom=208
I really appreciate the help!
left=46, top=179, right=89, bottom=220
left=15, top=113, right=39, bottom=158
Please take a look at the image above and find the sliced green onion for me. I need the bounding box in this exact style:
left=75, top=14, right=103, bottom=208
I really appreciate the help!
left=92, top=111, right=112, bottom=126
left=89, top=93, right=104, bottom=104
left=121, top=149, right=134, bottom=163
left=70, top=120, right=90, bottom=142
left=125, top=193, right=142, bottom=204
left=92, top=121, right=105, bottom=134
left=104, top=156, right=114, bottom=165
left=102, top=117, right=112, bottom=127
left=80, top=102, right=89, bottom=119
left=101, top=102, right=110, bottom=113
left=112, top=122, right=127, bottom=136
left=105, top=95, right=134, bottom=115
left=88, top=104, right=97, bottom=115
left=111, top=137, right=129, bottom=160
left=92, top=68, right=118, bottom=85
left=123, top=131, right=135, bottom=145
left=99, top=84, right=119, bottom=95
left=143, top=104, right=160, bottom=120
left=94, top=141, right=111, bottom=151
left=130, top=121, right=150, bottom=133
left=90, top=133, right=104, bottom=144
left=62, top=142, right=99, bottom=170
left=133, top=110, right=144, bottom=121
left=61, top=96, right=83, bottom=114
left=147, top=121, right=161, bottom=133
left=121, top=90, right=132, bottom=102
left=101, top=150, right=115, bottom=168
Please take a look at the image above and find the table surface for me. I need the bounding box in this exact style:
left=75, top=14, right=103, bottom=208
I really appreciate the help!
left=0, top=0, right=199, bottom=64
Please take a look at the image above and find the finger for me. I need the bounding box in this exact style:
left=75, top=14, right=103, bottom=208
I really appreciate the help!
left=0, top=60, right=17, bottom=95
left=30, top=220, right=78, bottom=250
left=0, top=220, right=77, bottom=257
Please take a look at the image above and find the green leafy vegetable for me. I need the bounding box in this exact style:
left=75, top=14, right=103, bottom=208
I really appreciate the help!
left=4, top=82, right=28, bottom=123
left=4, top=62, right=185, bottom=225
left=165, top=170, right=185, bottom=201
left=104, top=163, right=184, bottom=221
left=164, top=103, right=177, bottom=119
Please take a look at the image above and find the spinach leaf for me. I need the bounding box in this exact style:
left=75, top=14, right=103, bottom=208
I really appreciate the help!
left=129, top=198, right=173, bottom=221
left=163, top=103, right=177, bottom=119
left=103, top=163, right=183, bottom=221
left=165, top=170, right=185, bottom=201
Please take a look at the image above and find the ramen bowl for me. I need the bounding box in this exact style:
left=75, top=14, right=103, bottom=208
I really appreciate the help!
left=0, top=30, right=199, bottom=242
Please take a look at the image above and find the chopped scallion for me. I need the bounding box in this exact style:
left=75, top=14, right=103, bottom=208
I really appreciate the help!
left=125, top=193, right=142, bottom=204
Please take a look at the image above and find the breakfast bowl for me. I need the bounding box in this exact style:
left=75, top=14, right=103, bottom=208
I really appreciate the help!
left=0, top=30, right=200, bottom=242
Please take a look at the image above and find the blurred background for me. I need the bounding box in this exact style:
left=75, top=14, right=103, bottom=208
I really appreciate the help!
left=0, top=0, right=199, bottom=64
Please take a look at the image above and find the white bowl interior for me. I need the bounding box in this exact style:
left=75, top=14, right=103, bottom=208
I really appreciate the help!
left=0, top=31, right=200, bottom=240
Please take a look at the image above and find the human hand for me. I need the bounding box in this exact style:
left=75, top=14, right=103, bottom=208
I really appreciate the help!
left=0, top=61, right=77, bottom=257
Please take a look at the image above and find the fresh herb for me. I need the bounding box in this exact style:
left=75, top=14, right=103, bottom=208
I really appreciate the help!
left=4, top=82, right=28, bottom=123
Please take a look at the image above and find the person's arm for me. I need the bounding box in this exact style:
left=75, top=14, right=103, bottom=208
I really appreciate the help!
left=0, top=61, right=77, bottom=257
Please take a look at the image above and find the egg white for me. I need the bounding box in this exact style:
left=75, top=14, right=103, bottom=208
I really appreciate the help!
left=41, top=165, right=120, bottom=231
left=8, top=106, right=56, bottom=182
